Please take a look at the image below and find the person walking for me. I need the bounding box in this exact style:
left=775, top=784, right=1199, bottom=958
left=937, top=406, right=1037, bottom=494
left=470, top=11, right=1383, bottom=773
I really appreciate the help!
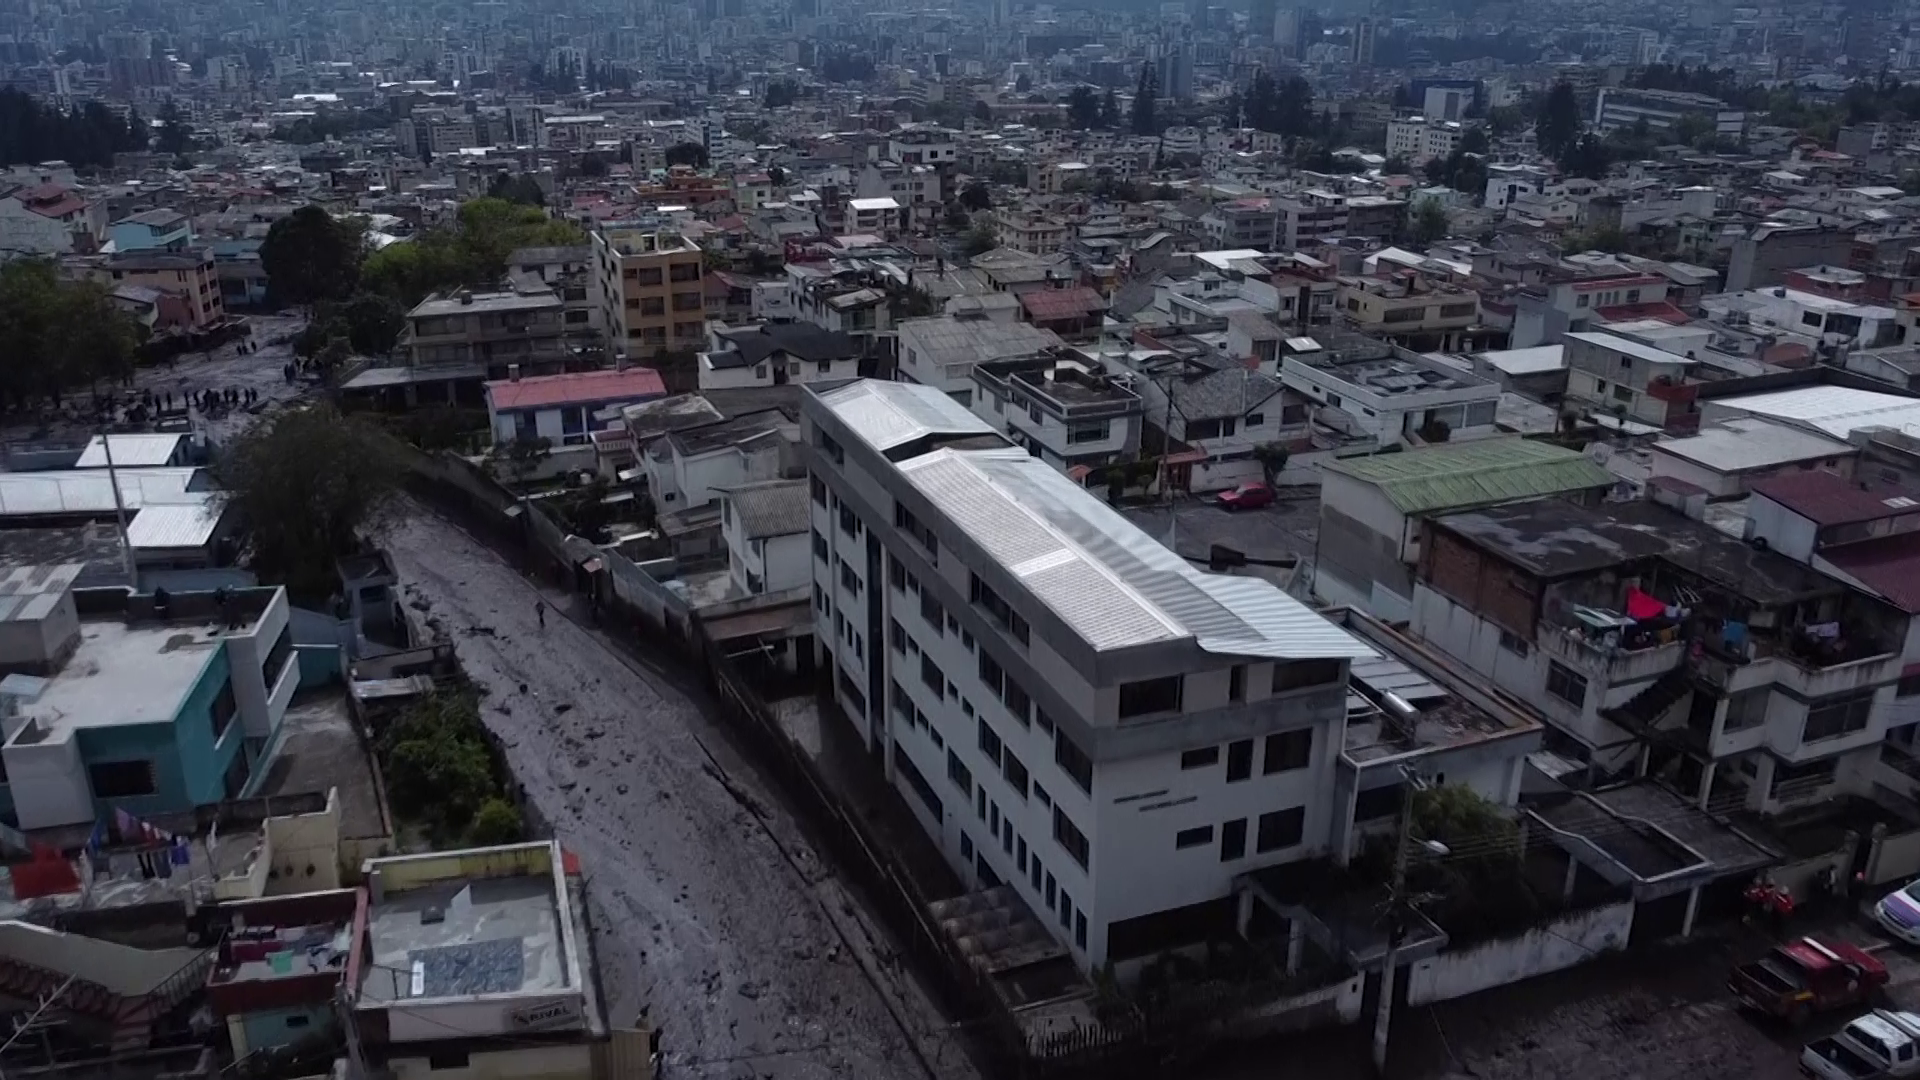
left=535, top=600, right=547, bottom=629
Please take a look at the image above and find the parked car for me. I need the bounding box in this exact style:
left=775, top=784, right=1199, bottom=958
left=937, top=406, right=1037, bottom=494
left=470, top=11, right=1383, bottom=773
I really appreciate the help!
left=1216, top=482, right=1274, bottom=511
left=1876, top=883, right=1920, bottom=946
left=1803, top=1010, right=1920, bottom=1080
left=1728, top=936, right=1886, bottom=1024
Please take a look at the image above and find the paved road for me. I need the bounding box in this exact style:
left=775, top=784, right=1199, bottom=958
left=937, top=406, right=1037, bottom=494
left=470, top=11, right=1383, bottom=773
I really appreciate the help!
left=379, top=505, right=977, bottom=1080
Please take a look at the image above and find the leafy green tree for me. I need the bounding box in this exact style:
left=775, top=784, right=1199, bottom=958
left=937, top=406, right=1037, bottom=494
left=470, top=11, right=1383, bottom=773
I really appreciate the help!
left=1131, top=63, right=1158, bottom=135
left=1411, top=198, right=1450, bottom=244
left=1100, top=89, right=1121, bottom=129
left=342, top=292, right=405, bottom=356
left=767, top=164, right=786, bottom=186
left=1065, top=86, right=1103, bottom=130
left=1253, top=443, right=1290, bottom=486
left=214, top=407, right=400, bottom=600
left=963, top=221, right=998, bottom=256
left=959, top=180, right=992, bottom=211
left=155, top=99, right=193, bottom=155
left=260, top=205, right=363, bottom=309
left=763, top=80, right=797, bottom=108
left=487, top=173, right=547, bottom=206
left=0, top=261, right=142, bottom=407
left=469, top=798, right=525, bottom=845
left=1486, top=104, right=1526, bottom=137
left=1535, top=81, right=1583, bottom=159
left=664, top=141, right=709, bottom=168
left=1559, top=133, right=1614, bottom=180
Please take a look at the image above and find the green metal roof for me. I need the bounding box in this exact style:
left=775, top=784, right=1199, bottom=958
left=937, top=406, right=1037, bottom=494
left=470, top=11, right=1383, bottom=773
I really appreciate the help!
left=1323, top=439, right=1616, bottom=515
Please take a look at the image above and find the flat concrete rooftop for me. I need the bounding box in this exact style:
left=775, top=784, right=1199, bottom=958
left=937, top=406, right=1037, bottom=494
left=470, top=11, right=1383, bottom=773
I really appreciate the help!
left=15, top=619, right=223, bottom=741
left=359, top=875, right=566, bottom=1004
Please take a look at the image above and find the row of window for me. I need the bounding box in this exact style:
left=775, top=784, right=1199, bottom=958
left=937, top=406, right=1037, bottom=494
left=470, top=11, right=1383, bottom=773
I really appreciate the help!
left=1172, top=807, right=1304, bottom=858
left=1178, top=728, right=1311, bottom=780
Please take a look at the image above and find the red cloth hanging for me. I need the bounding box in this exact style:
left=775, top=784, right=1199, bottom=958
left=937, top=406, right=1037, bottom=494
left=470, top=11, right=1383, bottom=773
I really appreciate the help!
left=1625, top=586, right=1665, bottom=620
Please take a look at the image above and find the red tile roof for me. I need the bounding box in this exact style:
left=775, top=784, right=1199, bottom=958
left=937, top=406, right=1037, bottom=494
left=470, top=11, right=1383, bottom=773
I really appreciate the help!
left=1596, top=301, right=1691, bottom=325
left=1750, top=471, right=1920, bottom=527
left=1820, top=534, right=1920, bottom=613
left=486, top=368, right=666, bottom=411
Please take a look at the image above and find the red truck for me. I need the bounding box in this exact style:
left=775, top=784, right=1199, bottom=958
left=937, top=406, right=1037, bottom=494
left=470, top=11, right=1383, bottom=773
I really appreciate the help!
left=1728, top=936, right=1887, bottom=1026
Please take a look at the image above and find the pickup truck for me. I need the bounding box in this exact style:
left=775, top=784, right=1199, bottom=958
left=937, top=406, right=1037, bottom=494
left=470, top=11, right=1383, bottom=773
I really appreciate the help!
left=1730, top=936, right=1887, bottom=1025
left=1803, top=1010, right=1920, bottom=1080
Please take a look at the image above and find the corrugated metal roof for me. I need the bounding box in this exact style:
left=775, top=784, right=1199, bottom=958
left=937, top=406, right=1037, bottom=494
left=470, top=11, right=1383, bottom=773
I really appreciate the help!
left=0, top=469, right=207, bottom=518
left=0, top=564, right=82, bottom=624
left=75, top=433, right=185, bottom=469
left=818, top=380, right=995, bottom=451
left=1323, top=439, right=1615, bottom=514
left=127, top=502, right=222, bottom=550
left=899, top=447, right=1373, bottom=660
left=1712, top=385, right=1920, bottom=440
left=720, top=480, right=811, bottom=539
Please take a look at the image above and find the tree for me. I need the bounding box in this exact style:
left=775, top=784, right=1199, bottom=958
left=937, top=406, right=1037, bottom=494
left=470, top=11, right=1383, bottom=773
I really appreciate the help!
left=341, top=292, right=405, bottom=356
left=1563, top=223, right=1632, bottom=255
left=260, top=205, right=363, bottom=309
left=1559, top=133, right=1613, bottom=180
left=357, top=198, right=584, bottom=307
left=764, top=80, right=798, bottom=108
left=1100, top=89, right=1121, bottom=129
left=664, top=141, right=709, bottom=169
left=1014, top=73, right=1032, bottom=93
left=214, top=408, right=400, bottom=600
left=963, top=221, right=998, bottom=256
left=0, top=260, right=143, bottom=408
left=155, top=99, right=192, bottom=156
left=1131, top=63, right=1159, bottom=135
left=1411, top=198, right=1451, bottom=244
left=1382, top=154, right=1411, bottom=175
left=469, top=798, right=524, bottom=845
left=1487, top=104, right=1525, bottom=137
left=1066, top=86, right=1103, bottom=130
left=1535, top=81, right=1583, bottom=159
left=377, top=693, right=504, bottom=837
left=1252, top=443, right=1290, bottom=486
left=972, top=100, right=993, bottom=124
left=1459, top=125, right=1489, bottom=155
left=487, top=173, right=547, bottom=206
left=959, top=180, right=992, bottom=211
left=768, top=164, right=787, bottom=186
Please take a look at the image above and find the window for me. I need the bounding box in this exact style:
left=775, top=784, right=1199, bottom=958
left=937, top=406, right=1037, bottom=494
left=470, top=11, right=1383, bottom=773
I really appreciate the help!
left=921, top=654, right=945, bottom=695
left=1724, top=688, right=1768, bottom=731
left=1245, top=413, right=1265, bottom=427
left=810, top=476, right=827, bottom=507
left=1228, top=664, right=1246, bottom=702
left=208, top=679, right=239, bottom=741
left=813, top=530, right=829, bottom=563
left=947, top=749, right=972, bottom=795
left=1075, top=913, right=1088, bottom=949
left=1802, top=310, right=1824, bottom=328
left=1003, top=751, right=1029, bottom=798
left=1273, top=660, right=1341, bottom=693
left=1546, top=661, right=1588, bottom=709
left=978, top=719, right=1004, bottom=768
left=640, top=296, right=666, bottom=317
left=285, top=1015, right=310, bottom=1029
left=1054, top=729, right=1092, bottom=793
left=1805, top=692, right=1873, bottom=742
left=838, top=504, right=859, bottom=538
left=839, top=559, right=861, bottom=595
left=961, top=832, right=973, bottom=860
left=1354, top=784, right=1404, bottom=821
left=920, top=590, right=944, bottom=633
left=1045, top=872, right=1056, bottom=908
left=1498, top=630, right=1530, bottom=657
left=1035, top=707, right=1054, bottom=736
left=1263, top=729, right=1312, bottom=774
left=970, top=574, right=1030, bottom=646
left=1067, top=421, right=1110, bottom=444
left=1030, top=855, right=1042, bottom=891
left=1180, top=746, right=1219, bottom=770
left=428, top=1052, right=472, bottom=1071
left=1226, top=739, right=1253, bottom=783
left=1003, top=679, right=1032, bottom=726
left=1257, top=807, right=1305, bottom=852
left=1576, top=293, right=1589, bottom=308
left=978, top=651, right=1005, bottom=698
left=1175, top=825, right=1214, bottom=849
left=1220, top=818, right=1247, bottom=861
left=634, top=267, right=664, bottom=286
left=669, top=261, right=700, bottom=282
left=1059, top=892, right=1073, bottom=930
left=89, top=760, right=156, bottom=798
left=672, top=291, right=702, bottom=311
left=894, top=743, right=941, bottom=816
left=1053, top=807, right=1090, bottom=869
left=264, top=623, right=294, bottom=687
left=888, top=554, right=905, bottom=590
left=1118, top=676, right=1181, bottom=719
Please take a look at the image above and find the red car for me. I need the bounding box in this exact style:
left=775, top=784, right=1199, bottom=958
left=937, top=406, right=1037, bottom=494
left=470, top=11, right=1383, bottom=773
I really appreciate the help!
left=1217, top=482, right=1275, bottom=511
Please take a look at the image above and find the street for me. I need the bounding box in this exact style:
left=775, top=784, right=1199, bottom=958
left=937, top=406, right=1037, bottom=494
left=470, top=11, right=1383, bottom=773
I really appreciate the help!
left=378, top=505, right=977, bottom=1080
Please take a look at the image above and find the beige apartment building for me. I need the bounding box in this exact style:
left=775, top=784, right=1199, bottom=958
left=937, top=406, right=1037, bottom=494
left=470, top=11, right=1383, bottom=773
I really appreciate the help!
left=592, top=225, right=707, bottom=358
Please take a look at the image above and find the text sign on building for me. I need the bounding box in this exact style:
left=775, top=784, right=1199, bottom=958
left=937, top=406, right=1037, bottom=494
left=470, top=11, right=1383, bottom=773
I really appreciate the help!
left=507, top=998, right=581, bottom=1032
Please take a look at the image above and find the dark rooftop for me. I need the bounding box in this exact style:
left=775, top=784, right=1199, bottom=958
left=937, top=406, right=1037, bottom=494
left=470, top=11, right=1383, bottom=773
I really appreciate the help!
left=710, top=322, right=863, bottom=369
left=1432, top=498, right=1844, bottom=606
left=1750, top=470, right=1920, bottom=527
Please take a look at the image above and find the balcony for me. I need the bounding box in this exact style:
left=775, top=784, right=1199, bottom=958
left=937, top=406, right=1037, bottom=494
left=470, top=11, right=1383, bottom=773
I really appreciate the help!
left=1538, top=625, right=1687, bottom=686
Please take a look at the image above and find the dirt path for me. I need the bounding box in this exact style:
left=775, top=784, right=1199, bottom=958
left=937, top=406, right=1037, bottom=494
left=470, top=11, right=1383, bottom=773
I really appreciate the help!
left=379, top=504, right=977, bottom=1080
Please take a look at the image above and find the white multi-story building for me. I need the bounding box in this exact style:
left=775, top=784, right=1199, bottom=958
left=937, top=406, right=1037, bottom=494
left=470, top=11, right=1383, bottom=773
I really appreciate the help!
left=803, top=379, right=1378, bottom=971
left=1384, top=117, right=1465, bottom=165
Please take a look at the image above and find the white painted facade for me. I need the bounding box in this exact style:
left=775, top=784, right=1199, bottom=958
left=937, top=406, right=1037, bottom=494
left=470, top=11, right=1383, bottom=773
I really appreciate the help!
left=720, top=496, right=811, bottom=597
left=642, top=435, right=785, bottom=513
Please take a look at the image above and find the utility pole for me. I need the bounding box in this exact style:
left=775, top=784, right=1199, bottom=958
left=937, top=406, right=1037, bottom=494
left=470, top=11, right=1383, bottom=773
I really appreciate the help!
left=1372, top=765, right=1445, bottom=1076
left=101, top=433, right=136, bottom=587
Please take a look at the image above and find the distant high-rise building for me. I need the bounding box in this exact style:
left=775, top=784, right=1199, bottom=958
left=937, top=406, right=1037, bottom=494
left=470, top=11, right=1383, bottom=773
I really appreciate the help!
left=1294, top=8, right=1322, bottom=59
left=1250, top=0, right=1277, bottom=43
left=1351, top=16, right=1375, bottom=68
left=992, top=0, right=1010, bottom=27
left=1156, top=41, right=1195, bottom=102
